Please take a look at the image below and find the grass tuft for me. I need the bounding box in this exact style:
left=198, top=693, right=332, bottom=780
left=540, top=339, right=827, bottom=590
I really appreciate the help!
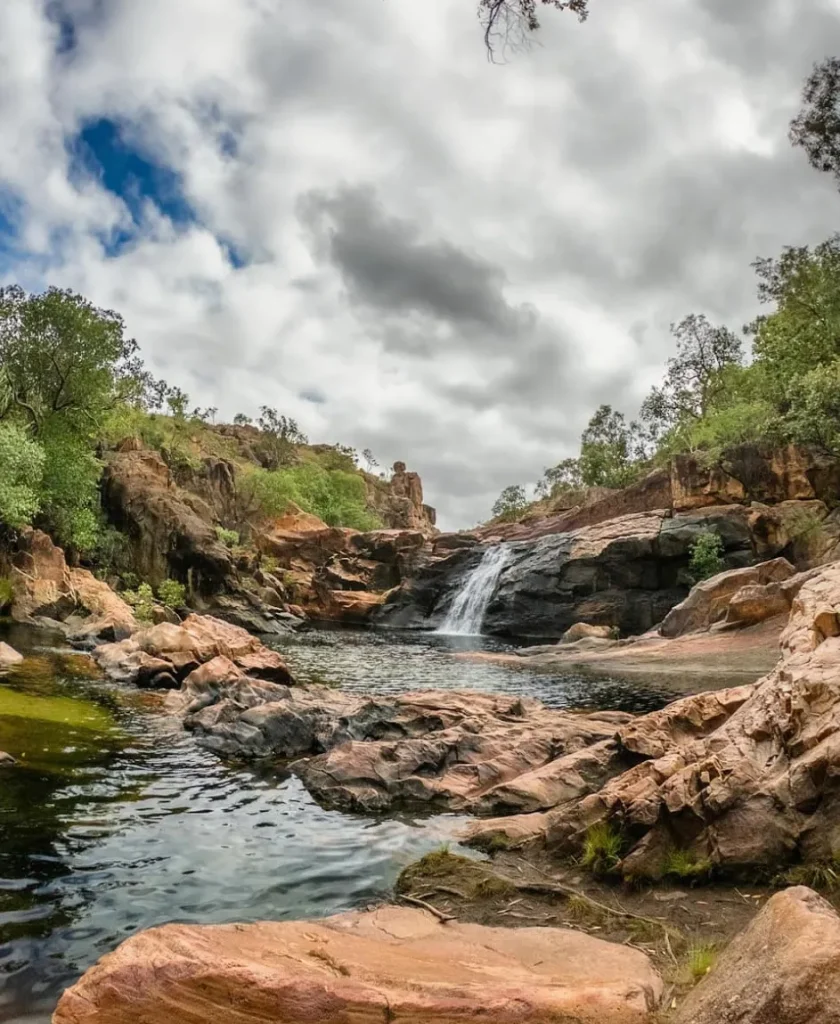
left=663, top=847, right=713, bottom=881
left=687, top=943, right=717, bottom=982
left=581, top=821, right=624, bottom=876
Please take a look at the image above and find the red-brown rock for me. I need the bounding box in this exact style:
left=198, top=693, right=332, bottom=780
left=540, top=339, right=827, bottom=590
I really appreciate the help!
left=52, top=907, right=662, bottom=1024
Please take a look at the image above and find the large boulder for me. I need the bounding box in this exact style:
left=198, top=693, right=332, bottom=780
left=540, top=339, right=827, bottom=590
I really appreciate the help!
left=182, top=681, right=629, bottom=815
left=53, top=907, right=662, bottom=1024
left=659, top=557, right=797, bottom=637
left=675, top=887, right=840, bottom=1024
left=93, top=613, right=293, bottom=689
left=9, top=528, right=136, bottom=640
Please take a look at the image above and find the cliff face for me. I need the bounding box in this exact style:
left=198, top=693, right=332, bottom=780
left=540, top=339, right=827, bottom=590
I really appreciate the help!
left=376, top=445, right=840, bottom=640
left=97, top=432, right=436, bottom=625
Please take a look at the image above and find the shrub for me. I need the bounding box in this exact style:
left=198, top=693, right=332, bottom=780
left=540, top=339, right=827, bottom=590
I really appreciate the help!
left=687, top=944, right=718, bottom=983
left=215, top=526, right=240, bottom=547
left=491, top=484, right=529, bottom=522
left=244, top=464, right=381, bottom=531
left=123, top=582, right=154, bottom=622
left=688, top=530, right=725, bottom=582
left=0, top=576, right=14, bottom=611
left=662, top=847, right=713, bottom=880
left=158, top=578, right=186, bottom=609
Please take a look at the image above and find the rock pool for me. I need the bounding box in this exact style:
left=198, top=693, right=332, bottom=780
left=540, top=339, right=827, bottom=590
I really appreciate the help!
left=0, top=624, right=678, bottom=1023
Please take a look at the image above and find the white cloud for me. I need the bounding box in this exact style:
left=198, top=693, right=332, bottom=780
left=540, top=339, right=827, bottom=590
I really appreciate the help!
left=0, top=0, right=838, bottom=529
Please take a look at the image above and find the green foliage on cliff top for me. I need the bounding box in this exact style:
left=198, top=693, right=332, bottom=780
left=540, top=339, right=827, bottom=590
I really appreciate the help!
left=244, top=463, right=382, bottom=531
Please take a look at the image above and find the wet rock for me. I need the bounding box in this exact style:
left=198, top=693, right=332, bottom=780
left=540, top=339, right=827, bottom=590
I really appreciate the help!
left=93, top=613, right=294, bottom=692
left=0, top=642, right=24, bottom=669
left=235, top=648, right=294, bottom=684
left=675, top=887, right=840, bottom=1024
left=0, top=750, right=17, bottom=766
left=659, top=557, right=796, bottom=637
left=184, top=684, right=627, bottom=814
left=52, top=907, right=662, bottom=1024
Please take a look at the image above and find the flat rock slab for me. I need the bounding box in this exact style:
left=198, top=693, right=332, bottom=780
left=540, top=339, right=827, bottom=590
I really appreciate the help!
left=53, top=907, right=662, bottom=1024
left=675, top=886, right=840, bottom=1024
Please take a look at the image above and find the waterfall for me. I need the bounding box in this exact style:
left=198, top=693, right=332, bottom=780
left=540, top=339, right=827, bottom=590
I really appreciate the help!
left=437, top=544, right=511, bottom=636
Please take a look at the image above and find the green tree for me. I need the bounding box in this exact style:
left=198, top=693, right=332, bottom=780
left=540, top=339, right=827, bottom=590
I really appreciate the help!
left=0, top=286, right=161, bottom=550
left=640, top=314, right=743, bottom=445
left=255, top=407, right=308, bottom=469
left=535, top=457, right=584, bottom=502
left=491, top=484, right=529, bottom=521
left=0, top=423, right=45, bottom=528
left=749, top=237, right=840, bottom=407
left=578, top=405, right=644, bottom=488
left=790, top=56, right=840, bottom=189
left=0, top=285, right=161, bottom=433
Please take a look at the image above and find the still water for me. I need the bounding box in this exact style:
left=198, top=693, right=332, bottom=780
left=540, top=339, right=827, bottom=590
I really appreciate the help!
left=0, top=624, right=678, bottom=1022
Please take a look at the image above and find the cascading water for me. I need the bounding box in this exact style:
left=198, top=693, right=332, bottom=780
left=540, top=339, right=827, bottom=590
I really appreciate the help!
left=437, top=544, right=512, bottom=636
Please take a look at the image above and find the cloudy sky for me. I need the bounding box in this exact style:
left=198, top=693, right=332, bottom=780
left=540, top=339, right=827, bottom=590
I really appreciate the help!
left=1, top=0, right=838, bottom=529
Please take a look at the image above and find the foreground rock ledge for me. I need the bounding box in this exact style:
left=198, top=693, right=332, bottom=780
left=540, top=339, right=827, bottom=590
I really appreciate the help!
left=52, top=907, right=662, bottom=1024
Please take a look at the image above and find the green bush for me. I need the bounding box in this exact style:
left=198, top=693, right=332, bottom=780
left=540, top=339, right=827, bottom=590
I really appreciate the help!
left=688, top=530, right=725, bottom=582
left=215, top=526, right=240, bottom=547
left=244, top=464, right=381, bottom=530
left=0, top=576, right=14, bottom=611
left=123, top=582, right=154, bottom=622
left=158, top=578, right=186, bottom=609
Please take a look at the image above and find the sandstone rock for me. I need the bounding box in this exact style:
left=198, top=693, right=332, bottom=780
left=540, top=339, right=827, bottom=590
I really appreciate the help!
left=724, top=581, right=790, bottom=627
left=10, top=528, right=136, bottom=639
left=184, top=684, right=626, bottom=815
left=675, top=887, right=840, bottom=1024
left=525, top=561, right=840, bottom=876
left=180, top=614, right=262, bottom=661
left=231, top=648, right=292, bottom=684
left=101, top=447, right=234, bottom=593
left=0, top=642, right=24, bottom=669
left=659, top=557, right=796, bottom=638
left=561, top=622, right=615, bottom=643
left=52, top=907, right=662, bottom=1024
left=93, top=613, right=293, bottom=692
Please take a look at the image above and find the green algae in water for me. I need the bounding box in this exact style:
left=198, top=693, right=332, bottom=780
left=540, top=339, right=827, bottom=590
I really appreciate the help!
left=0, top=677, right=123, bottom=773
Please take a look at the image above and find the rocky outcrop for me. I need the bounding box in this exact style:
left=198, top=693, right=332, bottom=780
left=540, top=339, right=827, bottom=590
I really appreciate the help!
left=374, top=461, right=437, bottom=535
left=379, top=503, right=813, bottom=639
left=461, top=560, right=840, bottom=876
left=93, top=614, right=292, bottom=690
left=478, top=443, right=840, bottom=544
left=675, top=886, right=840, bottom=1024
left=179, top=681, right=629, bottom=814
left=10, top=528, right=136, bottom=641
left=53, top=907, right=662, bottom=1024
left=101, top=445, right=235, bottom=594
left=255, top=515, right=429, bottom=624
left=659, top=557, right=798, bottom=637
